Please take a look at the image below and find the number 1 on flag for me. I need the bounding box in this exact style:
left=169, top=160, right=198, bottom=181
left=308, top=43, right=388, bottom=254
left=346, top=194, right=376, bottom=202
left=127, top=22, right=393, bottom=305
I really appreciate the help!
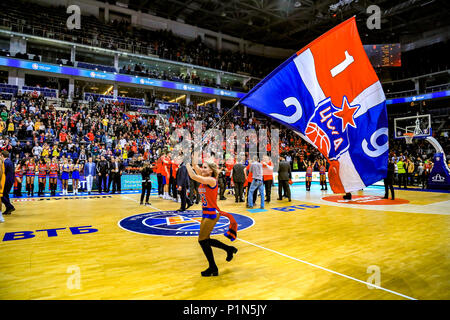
left=330, top=51, right=354, bottom=77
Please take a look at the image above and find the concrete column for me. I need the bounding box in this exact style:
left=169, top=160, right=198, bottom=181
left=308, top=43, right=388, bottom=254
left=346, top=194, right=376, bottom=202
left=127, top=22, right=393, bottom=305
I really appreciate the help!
left=217, top=34, right=222, bottom=51
left=216, top=97, right=221, bottom=110
left=414, top=79, right=420, bottom=94
left=9, top=36, right=27, bottom=57
left=113, top=83, right=118, bottom=99
left=8, top=69, right=25, bottom=89
left=104, top=7, right=110, bottom=23
left=68, top=78, right=75, bottom=100
left=71, top=46, right=76, bottom=63
left=186, top=93, right=191, bottom=106
left=216, top=72, right=222, bottom=86
left=239, top=39, right=244, bottom=53
left=114, top=53, right=119, bottom=72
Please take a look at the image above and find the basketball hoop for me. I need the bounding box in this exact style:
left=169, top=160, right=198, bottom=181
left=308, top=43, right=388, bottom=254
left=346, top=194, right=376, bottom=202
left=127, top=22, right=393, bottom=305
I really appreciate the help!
left=404, top=132, right=414, bottom=144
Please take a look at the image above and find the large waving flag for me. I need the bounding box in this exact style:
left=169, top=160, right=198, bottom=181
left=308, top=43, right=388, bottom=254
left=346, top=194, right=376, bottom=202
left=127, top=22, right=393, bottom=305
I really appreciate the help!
left=239, top=17, right=388, bottom=193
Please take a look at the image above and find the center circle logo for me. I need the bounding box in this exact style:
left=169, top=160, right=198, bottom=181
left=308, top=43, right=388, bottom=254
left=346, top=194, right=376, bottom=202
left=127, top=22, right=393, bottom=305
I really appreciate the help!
left=118, top=210, right=254, bottom=237
left=322, top=195, right=409, bottom=205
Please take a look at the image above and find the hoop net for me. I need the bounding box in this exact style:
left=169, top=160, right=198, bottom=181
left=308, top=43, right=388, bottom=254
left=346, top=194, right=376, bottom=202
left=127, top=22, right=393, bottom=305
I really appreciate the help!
left=404, top=132, right=414, bottom=144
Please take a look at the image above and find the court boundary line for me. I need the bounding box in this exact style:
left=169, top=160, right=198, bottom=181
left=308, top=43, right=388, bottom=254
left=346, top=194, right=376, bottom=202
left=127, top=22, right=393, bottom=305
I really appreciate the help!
left=123, top=194, right=418, bottom=300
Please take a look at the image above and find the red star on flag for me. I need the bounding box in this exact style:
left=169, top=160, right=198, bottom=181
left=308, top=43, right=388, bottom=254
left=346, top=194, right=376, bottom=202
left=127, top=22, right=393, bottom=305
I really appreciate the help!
left=333, top=96, right=359, bottom=132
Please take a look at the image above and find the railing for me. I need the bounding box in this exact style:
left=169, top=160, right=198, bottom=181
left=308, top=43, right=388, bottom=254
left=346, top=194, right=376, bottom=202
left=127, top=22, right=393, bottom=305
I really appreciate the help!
left=0, top=18, right=258, bottom=81
left=385, top=89, right=417, bottom=98
left=425, top=83, right=450, bottom=93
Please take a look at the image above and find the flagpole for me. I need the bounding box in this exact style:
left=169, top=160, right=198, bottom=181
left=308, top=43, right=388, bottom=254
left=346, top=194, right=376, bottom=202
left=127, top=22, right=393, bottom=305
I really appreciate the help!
left=200, top=101, right=240, bottom=144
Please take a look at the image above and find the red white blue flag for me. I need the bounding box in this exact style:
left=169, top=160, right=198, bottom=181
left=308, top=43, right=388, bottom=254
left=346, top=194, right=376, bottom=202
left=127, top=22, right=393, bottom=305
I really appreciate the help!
left=239, top=17, right=388, bottom=193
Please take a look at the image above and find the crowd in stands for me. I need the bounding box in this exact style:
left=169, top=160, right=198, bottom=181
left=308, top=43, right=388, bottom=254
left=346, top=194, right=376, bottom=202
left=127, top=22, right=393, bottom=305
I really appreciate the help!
left=0, top=0, right=279, bottom=80
left=0, top=88, right=446, bottom=199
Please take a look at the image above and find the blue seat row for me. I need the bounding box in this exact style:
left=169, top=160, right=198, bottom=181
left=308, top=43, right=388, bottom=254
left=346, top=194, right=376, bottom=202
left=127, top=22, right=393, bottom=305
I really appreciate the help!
left=77, top=62, right=117, bottom=73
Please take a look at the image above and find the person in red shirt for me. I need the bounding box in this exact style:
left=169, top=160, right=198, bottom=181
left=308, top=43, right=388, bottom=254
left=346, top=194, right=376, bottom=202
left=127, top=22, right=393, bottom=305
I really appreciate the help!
left=170, top=157, right=179, bottom=201
left=262, top=155, right=274, bottom=203
left=37, top=158, right=48, bottom=197
left=319, top=159, right=328, bottom=190
left=25, top=158, right=36, bottom=197
left=244, top=158, right=258, bottom=206
left=160, top=151, right=171, bottom=199
left=59, top=130, right=67, bottom=144
left=154, top=156, right=163, bottom=197
left=186, top=152, right=238, bottom=277
left=225, top=157, right=235, bottom=195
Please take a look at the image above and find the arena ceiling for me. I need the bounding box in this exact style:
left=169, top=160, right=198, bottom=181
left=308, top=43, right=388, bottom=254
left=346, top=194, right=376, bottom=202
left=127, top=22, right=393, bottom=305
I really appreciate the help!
left=118, top=0, right=450, bottom=49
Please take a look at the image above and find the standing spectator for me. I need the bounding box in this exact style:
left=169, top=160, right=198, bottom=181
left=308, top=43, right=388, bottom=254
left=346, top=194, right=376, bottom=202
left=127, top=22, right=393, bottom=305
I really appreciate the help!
left=247, top=156, right=264, bottom=209
left=417, top=161, right=425, bottom=188
left=84, top=157, right=96, bottom=195
left=277, top=156, right=292, bottom=202
left=97, top=155, right=109, bottom=193
left=1, top=151, right=15, bottom=215
left=0, top=154, right=5, bottom=223
left=176, top=155, right=192, bottom=211
left=111, top=157, right=123, bottom=194
left=383, top=158, right=395, bottom=200
left=397, top=158, right=407, bottom=189
left=423, top=160, right=433, bottom=189
left=217, top=160, right=227, bottom=200
left=231, top=156, right=246, bottom=203
left=406, top=158, right=415, bottom=186
left=262, top=155, right=273, bottom=203
left=107, top=156, right=115, bottom=193
left=140, top=161, right=152, bottom=205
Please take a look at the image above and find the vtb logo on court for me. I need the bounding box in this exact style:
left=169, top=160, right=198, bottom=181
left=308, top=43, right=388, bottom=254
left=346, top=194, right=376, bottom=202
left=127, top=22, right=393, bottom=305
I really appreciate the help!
left=118, top=210, right=253, bottom=237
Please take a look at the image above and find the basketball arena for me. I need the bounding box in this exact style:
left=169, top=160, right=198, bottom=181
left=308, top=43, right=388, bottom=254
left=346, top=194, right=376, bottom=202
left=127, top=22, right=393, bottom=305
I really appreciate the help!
left=0, top=0, right=449, bottom=305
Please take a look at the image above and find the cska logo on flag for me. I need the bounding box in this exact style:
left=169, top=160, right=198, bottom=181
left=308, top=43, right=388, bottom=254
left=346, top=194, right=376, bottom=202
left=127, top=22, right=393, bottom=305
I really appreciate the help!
left=305, top=96, right=360, bottom=159
left=239, top=17, right=389, bottom=194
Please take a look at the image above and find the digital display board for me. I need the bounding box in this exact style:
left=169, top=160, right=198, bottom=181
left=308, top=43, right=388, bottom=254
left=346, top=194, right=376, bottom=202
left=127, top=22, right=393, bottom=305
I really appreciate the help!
left=364, top=44, right=401, bottom=67
left=0, top=57, right=246, bottom=99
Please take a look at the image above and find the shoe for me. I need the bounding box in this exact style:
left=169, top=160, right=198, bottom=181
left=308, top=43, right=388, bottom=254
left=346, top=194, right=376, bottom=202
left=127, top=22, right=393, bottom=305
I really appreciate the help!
left=201, top=267, right=218, bottom=277
left=247, top=205, right=254, bottom=209
left=3, top=208, right=15, bottom=215
left=259, top=206, right=265, bottom=209
left=140, top=202, right=143, bottom=205
left=0, top=214, right=4, bottom=223
left=383, top=196, right=388, bottom=199
left=176, top=208, right=185, bottom=212
left=235, top=199, right=239, bottom=203
left=226, top=247, right=238, bottom=262
left=220, top=197, right=227, bottom=200
left=145, top=203, right=151, bottom=206
left=391, top=198, right=395, bottom=200
left=288, top=199, right=291, bottom=202
left=277, top=198, right=283, bottom=200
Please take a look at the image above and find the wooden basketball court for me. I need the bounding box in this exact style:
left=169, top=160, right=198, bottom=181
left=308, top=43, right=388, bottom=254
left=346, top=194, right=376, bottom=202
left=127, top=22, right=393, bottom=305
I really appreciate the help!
left=1, top=184, right=449, bottom=300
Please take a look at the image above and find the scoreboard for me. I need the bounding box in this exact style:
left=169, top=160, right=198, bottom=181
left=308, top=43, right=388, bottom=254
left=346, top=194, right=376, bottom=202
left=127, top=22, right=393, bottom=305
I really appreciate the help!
left=363, top=43, right=401, bottom=67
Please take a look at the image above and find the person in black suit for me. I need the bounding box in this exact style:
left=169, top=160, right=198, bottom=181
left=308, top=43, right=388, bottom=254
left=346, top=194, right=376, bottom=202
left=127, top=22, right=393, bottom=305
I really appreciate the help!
left=1, top=150, right=15, bottom=215
left=96, top=155, right=109, bottom=193
left=277, top=156, right=291, bottom=201
left=383, top=158, right=395, bottom=200
left=176, top=155, right=192, bottom=211
left=140, top=161, right=153, bottom=205
left=111, top=157, right=124, bottom=194
left=231, top=156, right=246, bottom=203
left=218, top=160, right=227, bottom=200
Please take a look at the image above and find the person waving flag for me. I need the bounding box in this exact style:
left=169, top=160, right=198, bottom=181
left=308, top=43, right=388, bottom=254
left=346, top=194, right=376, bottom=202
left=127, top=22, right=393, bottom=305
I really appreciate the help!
left=239, top=17, right=388, bottom=193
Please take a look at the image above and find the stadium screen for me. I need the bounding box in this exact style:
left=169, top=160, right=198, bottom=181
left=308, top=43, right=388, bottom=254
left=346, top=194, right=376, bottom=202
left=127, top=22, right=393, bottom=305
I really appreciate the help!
left=363, top=43, right=401, bottom=67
